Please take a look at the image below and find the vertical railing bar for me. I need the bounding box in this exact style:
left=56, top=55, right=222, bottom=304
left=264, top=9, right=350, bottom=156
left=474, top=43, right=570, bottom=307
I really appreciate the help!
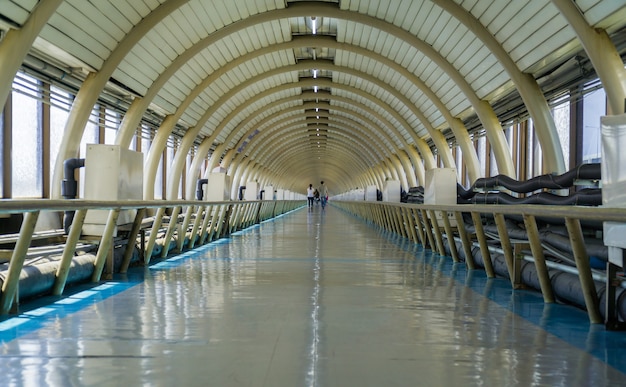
left=454, top=211, right=475, bottom=270
left=428, top=210, right=446, bottom=256
left=522, top=214, right=555, bottom=303
left=91, top=208, right=121, bottom=283
left=565, top=217, right=602, bottom=324
left=53, top=209, right=87, bottom=295
left=0, top=211, right=39, bottom=315
left=494, top=213, right=516, bottom=285
left=188, top=205, right=206, bottom=249
left=177, top=206, right=194, bottom=252
left=441, top=210, right=459, bottom=262
left=119, top=208, right=145, bottom=274
left=413, top=208, right=426, bottom=246
left=161, top=206, right=181, bottom=258
left=404, top=207, right=419, bottom=243
left=420, top=209, right=436, bottom=251
left=145, top=207, right=166, bottom=265
left=470, top=211, right=495, bottom=278
left=200, top=205, right=216, bottom=244
left=216, top=204, right=230, bottom=238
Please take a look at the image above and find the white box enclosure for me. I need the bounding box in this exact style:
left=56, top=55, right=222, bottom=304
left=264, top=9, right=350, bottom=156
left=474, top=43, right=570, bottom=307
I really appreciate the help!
left=245, top=181, right=259, bottom=201
left=424, top=168, right=457, bottom=226
left=383, top=180, right=400, bottom=202
left=602, top=113, right=626, bottom=267
left=365, top=185, right=377, bottom=201
left=206, top=173, right=231, bottom=201
left=82, top=144, right=143, bottom=236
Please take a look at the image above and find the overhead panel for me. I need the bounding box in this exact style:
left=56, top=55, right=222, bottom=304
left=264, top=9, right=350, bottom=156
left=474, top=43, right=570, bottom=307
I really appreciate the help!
left=1, top=1, right=35, bottom=25
left=583, top=1, right=626, bottom=30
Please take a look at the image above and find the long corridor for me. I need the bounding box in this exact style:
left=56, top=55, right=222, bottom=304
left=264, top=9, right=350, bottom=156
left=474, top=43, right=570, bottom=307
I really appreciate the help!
left=1, top=205, right=625, bottom=386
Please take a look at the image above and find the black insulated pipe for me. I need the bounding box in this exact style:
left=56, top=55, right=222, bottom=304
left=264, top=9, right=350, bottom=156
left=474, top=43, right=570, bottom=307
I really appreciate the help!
left=61, top=158, right=85, bottom=233
left=239, top=186, right=246, bottom=200
left=468, top=163, right=601, bottom=195
left=196, top=179, right=208, bottom=200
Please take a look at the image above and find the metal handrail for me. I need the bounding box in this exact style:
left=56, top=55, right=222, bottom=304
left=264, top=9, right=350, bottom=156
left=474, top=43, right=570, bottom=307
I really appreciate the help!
left=333, top=200, right=626, bottom=329
left=0, top=199, right=305, bottom=315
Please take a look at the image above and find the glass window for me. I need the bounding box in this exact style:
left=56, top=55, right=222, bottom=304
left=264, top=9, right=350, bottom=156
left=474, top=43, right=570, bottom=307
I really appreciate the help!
left=12, top=77, right=42, bottom=197
left=477, top=136, right=486, bottom=177
left=141, top=125, right=151, bottom=156
left=529, top=119, right=544, bottom=177
left=489, top=148, right=499, bottom=177
left=104, top=108, right=120, bottom=145
left=129, top=128, right=137, bottom=151
left=167, top=138, right=175, bottom=199
left=81, top=106, right=99, bottom=157
left=50, top=86, right=72, bottom=184
left=455, top=146, right=462, bottom=183
left=552, top=94, right=570, bottom=168
left=526, top=120, right=535, bottom=178
left=78, top=107, right=100, bottom=196
left=582, top=87, right=606, bottom=164
left=155, top=151, right=163, bottom=199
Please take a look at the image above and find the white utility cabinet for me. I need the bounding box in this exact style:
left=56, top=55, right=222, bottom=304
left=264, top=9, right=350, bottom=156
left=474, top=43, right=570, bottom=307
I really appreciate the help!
left=83, top=144, right=143, bottom=236
left=206, top=172, right=231, bottom=201
left=424, top=168, right=457, bottom=226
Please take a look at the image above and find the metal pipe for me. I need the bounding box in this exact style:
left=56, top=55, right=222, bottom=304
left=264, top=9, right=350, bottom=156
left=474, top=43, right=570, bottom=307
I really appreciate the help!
left=61, top=158, right=85, bottom=233
left=196, top=178, right=208, bottom=200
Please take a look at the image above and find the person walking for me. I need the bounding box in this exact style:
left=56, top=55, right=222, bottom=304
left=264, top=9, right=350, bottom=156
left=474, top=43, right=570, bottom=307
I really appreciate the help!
left=319, top=181, right=328, bottom=209
left=306, top=184, right=315, bottom=208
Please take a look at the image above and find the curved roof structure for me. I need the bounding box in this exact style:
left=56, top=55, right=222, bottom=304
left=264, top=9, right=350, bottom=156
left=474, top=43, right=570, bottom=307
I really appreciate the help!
left=1, top=0, right=625, bottom=197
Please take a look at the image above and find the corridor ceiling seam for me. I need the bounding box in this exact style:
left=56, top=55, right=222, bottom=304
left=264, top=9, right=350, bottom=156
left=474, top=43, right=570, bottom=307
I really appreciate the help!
left=0, top=0, right=625, bottom=197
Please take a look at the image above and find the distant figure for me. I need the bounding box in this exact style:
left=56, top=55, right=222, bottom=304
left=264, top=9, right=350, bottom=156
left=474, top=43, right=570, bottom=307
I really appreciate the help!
left=319, top=181, right=328, bottom=208
left=307, top=184, right=315, bottom=207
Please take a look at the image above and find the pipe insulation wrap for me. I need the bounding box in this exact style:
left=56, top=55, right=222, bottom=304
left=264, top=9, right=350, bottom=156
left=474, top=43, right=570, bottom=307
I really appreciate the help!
left=0, top=254, right=95, bottom=300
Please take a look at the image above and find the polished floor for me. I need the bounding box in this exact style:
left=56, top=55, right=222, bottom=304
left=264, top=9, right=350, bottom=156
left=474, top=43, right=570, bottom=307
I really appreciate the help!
left=1, top=205, right=626, bottom=386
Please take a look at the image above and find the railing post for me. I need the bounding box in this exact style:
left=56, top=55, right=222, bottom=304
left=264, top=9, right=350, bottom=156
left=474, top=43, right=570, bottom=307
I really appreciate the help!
left=217, top=204, right=231, bottom=238
left=412, top=208, right=426, bottom=246
left=470, top=212, right=495, bottom=278
left=178, top=206, right=195, bottom=252
left=441, top=211, right=459, bottom=262
left=427, top=210, right=446, bottom=256
left=145, top=207, right=166, bottom=265
left=454, top=211, right=475, bottom=270
left=494, top=213, right=517, bottom=287
left=91, top=208, right=120, bottom=283
left=188, top=205, right=206, bottom=249
left=119, top=208, right=145, bottom=274
left=522, top=214, right=554, bottom=303
left=419, top=209, right=436, bottom=251
left=0, top=211, right=39, bottom=315
left=403, top=207, right=419, bottom=243
left=53, top=209, right=87, bottom=295
left=565, top=217, right=602, bottom=324
left=161, top=206, right=182, bottom=258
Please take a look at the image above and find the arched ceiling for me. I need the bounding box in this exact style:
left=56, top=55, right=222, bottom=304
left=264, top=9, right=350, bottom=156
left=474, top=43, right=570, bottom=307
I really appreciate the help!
left=2, top=0, right=626, bottom=193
